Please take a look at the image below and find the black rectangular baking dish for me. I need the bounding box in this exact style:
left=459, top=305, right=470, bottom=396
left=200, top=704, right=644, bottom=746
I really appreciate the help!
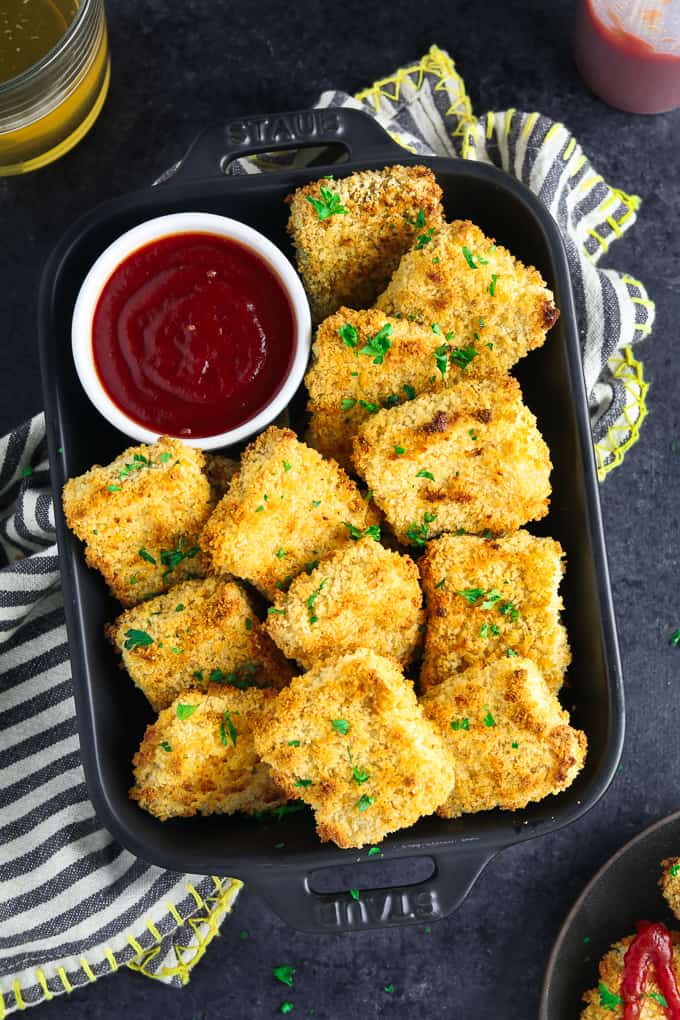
left=38, top=107, right=624, bottom=933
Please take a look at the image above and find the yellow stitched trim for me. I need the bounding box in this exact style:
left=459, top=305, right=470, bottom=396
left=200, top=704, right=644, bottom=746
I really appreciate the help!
left=633, top=322, right=653, bottom=334
left=486, top=111, right=494, bottom=138
left=146, top=920, right=163, bottom=942
left=127, top=935, right=144, bottom=956
left=631, top=296, right=655, bottom=308
left=211, top=875, right=224, bottom=893
left=167, top=902, right=183, bottom=925
left=563, top=136, right=576, bottom=160
left=0, top=990, right=5, bottom=1020
left=127, top=879, right=243, bottom=985
left=12, top=982, right=25, bottom=1010
left=587, top=228, right=609, bottom=253
left=504, top=108, right=515, bottom=138
left=57, top=967, right=72, bottom=994
left=595, top=347, right=649, bottom=479
left=186, top=883, right=205, bottom=910
left=105, top=948, right=118, bottom=972
left=385, top=129, right=417, bottom=153
left=578, top=172, right=604, bottom=193
left=613, top=186, right=641, bottom=211
left=622, top=273, right=644, bottom=288
left=569, top=153, right=587, bottom=177
left=35, top=971, right=53, bottom=1001
left=461, top=123, right=475, bottom=160
left=544, top=121, right=563, bottom=143
left=522, top=111, right=539, bottom=139
left=605, top=215, right=623, bottom=237
left=80, top=959, right=96, bottom=983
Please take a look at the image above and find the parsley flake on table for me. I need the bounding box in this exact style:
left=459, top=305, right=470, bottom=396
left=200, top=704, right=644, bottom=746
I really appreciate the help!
left=159, top=741, right=172, bottom=752
left=489, top=273, right=498, bottom=296
left=598, top=983, right=622, bottom=1010
left=352, top=765, right=370, bottom=784
left=306, top=578, right=328, bottom=625
left=349, top=888, right=360, bottom=901
left=176, top=703, right=198, bottom=721
left=341, top=398, right=357, bottom=411
left=416, top=470, right=435, bottom=481
left=384, top=984, right=395, bottom=994
left=368, top=846, right=382, bottom=857
left=671, top=629, right=680, bottom=646
left=123, top=628, right=153, bottom=650
left=280, top=1004, right=294, bottom=1015
left=356, top=794, right=375, bottom=812
left=415, top=227, right=434, bottom=249
left=220, top=710, right=238, bottom=747
left=450, top=718, right=469, bottom=731
left=339, top=323, right=358, bottom=348
left=273, top=965, right=295, bottom=986
left=359, top=323, right=392, bottom=365
left=483, top=708, right=496, bottom=728
left=306, top=184, right=348, bottom=221
left=331, top=719, right=350, bottom=735
left=450, top=346, right=478, bottom=370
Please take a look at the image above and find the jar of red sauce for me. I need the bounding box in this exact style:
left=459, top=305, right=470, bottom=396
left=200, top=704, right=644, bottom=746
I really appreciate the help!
left=574, top=0, right=680, bottom=113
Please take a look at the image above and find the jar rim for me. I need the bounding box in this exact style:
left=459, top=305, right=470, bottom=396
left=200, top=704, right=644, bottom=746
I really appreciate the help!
left=0, top=0, right=93, bottom=94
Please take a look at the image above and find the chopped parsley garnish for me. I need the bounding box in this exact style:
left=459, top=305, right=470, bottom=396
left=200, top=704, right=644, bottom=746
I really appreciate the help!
left=255, top=505, right=264, bottom=512
left=489, top=273, right=498, bottom=296
left=481, top=589, right=502, bottom=609
left=129, top=575, right=138, bottom=585
left=282, top=460, right=292, bottom=472
left=170, top=646, right=182, bottom=655
left=159, top=452, right=172, bottom=463
left=159, top=741, right=172, bottom=752
left=468, top=428, right=477, bottom=440
left=257, top=802, right=307, bottom=822
left=295, top=778, right=312, bottom=787
left=21, top=466, right=33, bottom=478
left=268, top=607, right=286, bottom=616
left=597, top=983, right=622, bottom=1011
left=450, top=718, right=469, bottom=731
left=671, top=629, right=680, bottom=646
left=450, top=346, right=478, bottom=370
left=368, top=846, right=382, bottom=857
left=305, top=560, right=319, bottom=574
left=356, top=794, right=375, bottom=812
left=193, top=670, right=203, bottom=681
left=352, top=765, right=370, bottom=784
left=341, top=398, right=357, bottom=411
left=359, top=323, right=392, bottom=364
left=312, top=499, right=321, bottom=507
left=349, top=888, right=360, bottom=901
left=107, top=484, right=121, bottom=492
left=415, top=228, right=434, bottom=249
left=176, top=703, right=198, bottom=721
left=288, top=739, right=301, bottom=747
left=394, top=445, right=406, bottom=456
left=273, top=965, right=295, bottom=986
left=511, top=741, right=519, bottom=749
left=434, top=344, right=449, bottom=380
left=160, top=538, right=199, bottom=579
left=123, top=628, right=153, bottom=650
left=435, top=578, right=446, bottom=590
left=483, top=708, right=496, bottom=727
left=339, top=323, right=358, bottom=348
left=456, top=587, right=486, bottom=605
left=343, top=522, right=381, bottom=542
left=416, top=470, right=435, bottom=481
left=276, top=547, right=288, bottom=560
left=245, top=618, right=252, bottom=631
left=649, top=993, right=669, bottom=1006
left=382, top=393, right=400, bottom=409
left=307, top=578, right=328, bottom=625
left=138, top=548, right=157, bottom=564
left=306, top=184, right=348, bottom=221
left=671, top=863, right=680, bottom=877
left=119, top=452, right=153, bottom=480
left=498, top=599, right=519, bottom=621
left=331, top=719, right=350, bottom=735
left=175, top=603, right=184, bottom=612
left=359, top=399, right=380, bottom=414
left=405, top=207, right=426, bottom=228
left=406, top=510, right=437, bottom=547
left=220, top=709, right=238, bottom=747
left=402, top=383, right=416, bottom=400
left=506, top=648, right=519, bottom=657
left=462, top=246, right=479, bottom=269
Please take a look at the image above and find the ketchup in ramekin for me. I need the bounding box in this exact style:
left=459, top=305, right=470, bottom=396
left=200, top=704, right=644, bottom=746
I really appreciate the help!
left=91, top=232, right=296, bottom=439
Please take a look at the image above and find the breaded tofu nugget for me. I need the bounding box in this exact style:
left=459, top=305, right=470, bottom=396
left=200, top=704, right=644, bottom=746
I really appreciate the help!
left=352, top=380, right=551, bottom=545
left=107, top=576, right=293, bottom=711
left=581, top=930, right=680, bottom=1018
left=253, top=649, right=455, bottom=848
left=62, top=437, right=211, bottom=607
left=305, top=307, right=499, bottom=471
left=200, top=427, right=379, bottom=599
left=130, top=686, right=285, bottom=820
left=421, top=657, right=586, bottom=817
left=204, top=453, right=239, bottom=504
left=419, top=531, right=570, bottom=693
left=660, top=858, right=680, bottom=920
left=264, top=538, right=424, bottom=670
left=375, top=219, right=559, bottom=371
left=286, top=165, right=444, bottom=323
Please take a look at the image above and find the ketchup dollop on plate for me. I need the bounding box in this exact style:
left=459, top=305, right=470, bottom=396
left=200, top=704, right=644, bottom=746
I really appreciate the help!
left=92, top=232, right=296, bottom=438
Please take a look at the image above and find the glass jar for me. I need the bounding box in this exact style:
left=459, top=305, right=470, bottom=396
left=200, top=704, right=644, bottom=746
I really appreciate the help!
left=0, top=0, right=110, bottom=176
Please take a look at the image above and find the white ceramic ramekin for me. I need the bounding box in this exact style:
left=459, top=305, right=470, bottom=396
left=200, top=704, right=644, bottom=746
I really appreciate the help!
left=71, top=211, right=311, bottom=450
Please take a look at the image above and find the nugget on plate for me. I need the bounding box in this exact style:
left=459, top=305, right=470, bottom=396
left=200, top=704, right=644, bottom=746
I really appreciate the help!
left=421, top=657, right=586, bottom=817
left=375, top=219, right=559, bottom=371
left=305, top=307, right=500, bottom=471
left=419, top=531, right=570, bottom=693
left=62, top=436, right=211, bottom=607
left=107, top=576, right=293, bottom=711
left=200, top=427, right=379, bottom=599
left=253, top=649, right=455, bottom=848
left=130, top=686, right=284, bottom=820
left=580, top=930, right=680, bottom=1018
left=204, top=453, right=240, bottom=503
left=352, top=380, right=551, bottom=545
left=660, top=858, right=680, bottom=921
left=265, top=538, right=424, bottom=670
left=286, top=165, right=444, bottom=323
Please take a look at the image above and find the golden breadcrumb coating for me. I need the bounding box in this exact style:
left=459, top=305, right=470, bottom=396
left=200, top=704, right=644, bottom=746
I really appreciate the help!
left=200, top=427, right=379, bottom=599
left=107, top=576, right=293, bottom=711
left=419, top=531, right=570, bottom=693
left=265, top=537, right=424, bottom=670
left=204, top=453, right=240, bottom=504
left=252, top=649, right=455, bottom=848
left=286, top=165, right=444, bottom=323
left=580, top=932, right=680, bottom=1019
left=352, top=381, right=552, bottom=545
left=375, top=219, right=559, bottom=371
left=62, top=437, right=211, bottom=607
left=660, top=858, right=680, bottom=921
left=421, top=657, right=586, bottom=817
left=130, top=686, right=285, bottom=821
left=305, top=307, right=500, bottom=471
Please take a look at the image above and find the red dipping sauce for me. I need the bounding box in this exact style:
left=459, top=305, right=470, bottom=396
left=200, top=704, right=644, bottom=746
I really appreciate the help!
left=92, top=232, right=296, bottom=438
left=574, top=0, right=680, bottom=113
left=621, top=920, right=680, bottom=1019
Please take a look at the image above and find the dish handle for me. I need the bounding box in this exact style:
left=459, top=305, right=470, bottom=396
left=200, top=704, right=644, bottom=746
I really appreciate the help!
left=255, top=848, right=497, bottom=933
left=169, top=107, right=404, bottom=182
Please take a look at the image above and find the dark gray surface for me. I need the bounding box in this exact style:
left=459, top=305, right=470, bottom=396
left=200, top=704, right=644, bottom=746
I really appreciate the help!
left=1, top=1, right=678, bottom=1017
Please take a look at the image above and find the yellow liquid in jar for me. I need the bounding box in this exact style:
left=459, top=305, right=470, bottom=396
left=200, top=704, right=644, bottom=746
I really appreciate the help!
left=0, top=0, right=78, bottom=82
left=0, top=0, right=110, bottom=175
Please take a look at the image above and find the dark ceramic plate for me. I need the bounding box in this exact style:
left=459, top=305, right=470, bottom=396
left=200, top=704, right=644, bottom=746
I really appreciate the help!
left=541, top=810, right=680, bottom=1019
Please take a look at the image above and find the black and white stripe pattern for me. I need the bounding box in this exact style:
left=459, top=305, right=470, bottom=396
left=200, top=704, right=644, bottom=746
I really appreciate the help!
left=0, top=416, right=241, bottom=1017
